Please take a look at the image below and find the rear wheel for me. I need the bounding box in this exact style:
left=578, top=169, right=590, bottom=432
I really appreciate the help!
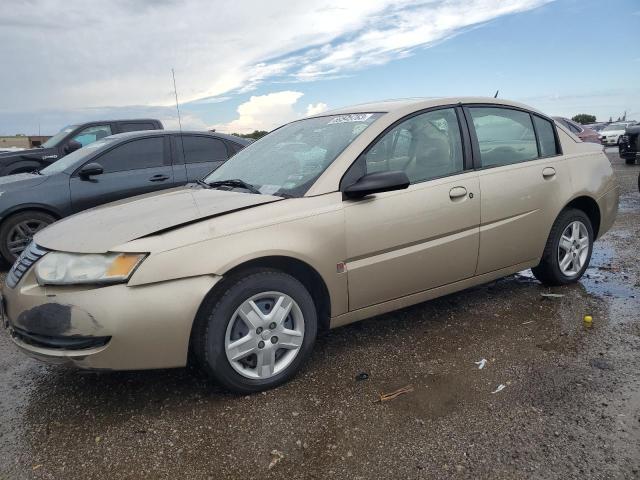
left=532, top=209, right=593, bottom=286
left=0, top=210, right=55, bottom=265
left=625, top=158, right=635, bottom=165
left=192, top=269, right=317, bottom=393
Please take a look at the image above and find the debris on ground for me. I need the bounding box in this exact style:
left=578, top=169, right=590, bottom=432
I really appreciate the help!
left=268, top=450, right=284, bottom=470
left=521, top=320, right=534, bottom=325
left=374, top=385, right=414, bottom=403
left=583, top=315, right=593, bottom=328
left=541, top=293, right=565, bottom=299
left=355, top=372, right=369, bottom=381
left=491, top=384, right=506, bottom=394
left=474, top=359, right=487, bottom=369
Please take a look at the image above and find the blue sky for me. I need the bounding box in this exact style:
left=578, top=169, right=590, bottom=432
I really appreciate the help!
left=1, top=0, right=638, bottom=135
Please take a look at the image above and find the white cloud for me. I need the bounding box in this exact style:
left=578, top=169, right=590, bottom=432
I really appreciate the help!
left=212, top=91, right=305, bottom=134
left=0, top=0, right=551, bottom=113
left=305, top=102, right=329, bottom=116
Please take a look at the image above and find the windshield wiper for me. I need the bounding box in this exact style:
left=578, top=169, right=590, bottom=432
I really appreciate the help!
left=196, top=179, right=211, bottom=189
left=206, top=179, right=261, bottom=194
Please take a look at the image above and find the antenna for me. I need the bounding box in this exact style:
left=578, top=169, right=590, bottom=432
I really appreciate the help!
left=494, top=90, right=499, bottom=98
left=171, top=68, right=187, bottom=162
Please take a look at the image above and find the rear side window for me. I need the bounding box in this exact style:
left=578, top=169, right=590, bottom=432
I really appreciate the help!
left=469, top=107, right=538, bottom=167
left=119, top=122, right=157, bottom=133
left=533, top=116, right=560, bottom=157
left=95, top=137, right=164, bottom=173
left=181, top=135, right=228, bottom=163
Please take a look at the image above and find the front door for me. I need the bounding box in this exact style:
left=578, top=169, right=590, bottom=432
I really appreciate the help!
left=69, top=136, right=176, bottom=212
left=343, top=107, right=481, bottom=311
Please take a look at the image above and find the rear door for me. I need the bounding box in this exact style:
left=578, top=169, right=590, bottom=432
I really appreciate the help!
left=69, top=136, right=176, bottom=212
left=343, top=106, right=480, bottom=310
left=175, top=134, right=230, bottom=182
left=464, top=105, right=567, bottom=274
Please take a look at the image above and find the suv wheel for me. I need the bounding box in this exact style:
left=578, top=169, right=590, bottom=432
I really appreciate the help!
left=0, top=211, right=55, bottom=265
left=532, top=209, right=594, bottom=286
left=192, top=269, right=317, bottom=393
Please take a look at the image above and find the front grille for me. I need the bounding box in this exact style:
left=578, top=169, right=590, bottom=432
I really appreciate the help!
left=6, top=242, right=47, bottom=288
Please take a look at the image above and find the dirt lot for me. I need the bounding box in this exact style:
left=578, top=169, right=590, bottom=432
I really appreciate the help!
left=0, top=150, right=638, bottom=480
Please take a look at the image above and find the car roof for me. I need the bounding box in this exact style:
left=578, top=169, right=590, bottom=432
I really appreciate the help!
left=311, top=96, right=548, bottom=118
left=104, top=130, right=251, bottom=145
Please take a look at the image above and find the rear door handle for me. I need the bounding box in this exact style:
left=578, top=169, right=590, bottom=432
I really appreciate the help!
left=149, top=174, right=170, bottom=182
left=542, top=167, right=556, bottom=179
left=449, top=186, right=468, bottom=200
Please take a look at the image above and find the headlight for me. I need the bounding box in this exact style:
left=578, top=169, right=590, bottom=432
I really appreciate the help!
left=35, top=252, right=146, bottom=286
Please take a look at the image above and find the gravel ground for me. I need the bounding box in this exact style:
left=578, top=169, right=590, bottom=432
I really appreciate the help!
left=0, top=149, right=638, bottom=480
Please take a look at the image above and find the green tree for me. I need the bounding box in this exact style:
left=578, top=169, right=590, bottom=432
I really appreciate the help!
left=231, top=130, right=269, bottom=140
left=571, top=114, right=596, bottom=124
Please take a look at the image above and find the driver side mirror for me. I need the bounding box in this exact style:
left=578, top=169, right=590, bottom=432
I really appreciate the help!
left=343, top=171, right=410, bottom=199
left=64, top=140, right=82, bottom=154
left=78, top=162, right=104, bottom=180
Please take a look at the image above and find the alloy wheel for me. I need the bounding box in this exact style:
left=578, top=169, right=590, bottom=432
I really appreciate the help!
left=6, top=219, right=49, bottom=257
left=557, top=220, right=589, bottom=277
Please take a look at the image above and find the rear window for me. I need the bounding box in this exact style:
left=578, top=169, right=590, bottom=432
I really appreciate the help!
left=119, top=122, right=157, bottom=133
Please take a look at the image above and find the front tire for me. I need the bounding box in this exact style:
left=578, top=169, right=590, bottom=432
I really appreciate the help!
left=192, top=269, right=317, bottom=393
left=0, top=210, right=55, bottom=265
left=532, top=209, right=594, bottom=286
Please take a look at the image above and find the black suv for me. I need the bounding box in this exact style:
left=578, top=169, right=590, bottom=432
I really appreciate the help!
left=0, top=130, right=249, bottom=264
left=0, top=119, right=163, bottom=176
left=619, top=125, right=640, bottom=165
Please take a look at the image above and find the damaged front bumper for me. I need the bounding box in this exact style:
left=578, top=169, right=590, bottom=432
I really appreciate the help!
left=1, top=269, right=220, bottom=370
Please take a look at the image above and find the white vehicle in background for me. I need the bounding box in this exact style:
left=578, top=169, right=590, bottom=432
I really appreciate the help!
left=599, top=122, right=634, bottom=146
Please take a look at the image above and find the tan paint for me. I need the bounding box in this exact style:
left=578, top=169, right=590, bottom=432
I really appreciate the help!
left=3, top=97, right=619, bottom=370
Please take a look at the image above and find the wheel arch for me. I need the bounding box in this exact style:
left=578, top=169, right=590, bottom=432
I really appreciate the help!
left=562, top=195, right=601, bottom=238
left=197, top=255, right=332, bottom=334
left=0, top=204, right=63, bottom=227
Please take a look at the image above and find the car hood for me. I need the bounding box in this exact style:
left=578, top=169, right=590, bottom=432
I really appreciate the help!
left=0, top=172, right=48, bottom=190
left=34, top=186, right=282, bottom=253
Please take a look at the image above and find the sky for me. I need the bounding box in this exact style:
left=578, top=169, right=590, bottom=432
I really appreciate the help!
left=1, top=0, right=638, bottom=135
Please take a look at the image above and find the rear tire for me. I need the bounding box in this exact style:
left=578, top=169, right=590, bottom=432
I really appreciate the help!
left=532, top=209, right=594, bottom=286
left=625, top=158, right=635, bottom=165
left=0, top=210, right=55, bottom=265
left=191, top=269, right=317, bottom=393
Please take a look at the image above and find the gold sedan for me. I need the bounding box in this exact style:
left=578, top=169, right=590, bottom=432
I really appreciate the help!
left=1, top=98, right=619, bottom=393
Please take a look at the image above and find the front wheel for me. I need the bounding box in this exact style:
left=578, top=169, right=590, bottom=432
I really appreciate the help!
left=192, top=269, right=317, bottom=393
left=532, top=209, right=594, bottom=286
left=0, top=210, right=55, bottom=265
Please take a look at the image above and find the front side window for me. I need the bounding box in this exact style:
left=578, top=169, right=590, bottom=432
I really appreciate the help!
left=181, top=135, right=228, bottom=163
left=533, top=116, right=559, bottom=157
left=92, top=137, right=164, bottom=174
left=41, top=125, right=77, bottom=148
left=73, top=125, right=112, bottom=147
left=469, top=107, right=538, bottom=167
left=361, top=108, right=464, bottom=184
left=205, top=113, right=382, bottom=197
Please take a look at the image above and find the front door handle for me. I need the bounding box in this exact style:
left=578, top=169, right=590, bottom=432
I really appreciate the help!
left=449, top=186, right=468, bottom=200
left=149, top=174, right=170, bottom=182
left=542, top=167, right=556, bottom=179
